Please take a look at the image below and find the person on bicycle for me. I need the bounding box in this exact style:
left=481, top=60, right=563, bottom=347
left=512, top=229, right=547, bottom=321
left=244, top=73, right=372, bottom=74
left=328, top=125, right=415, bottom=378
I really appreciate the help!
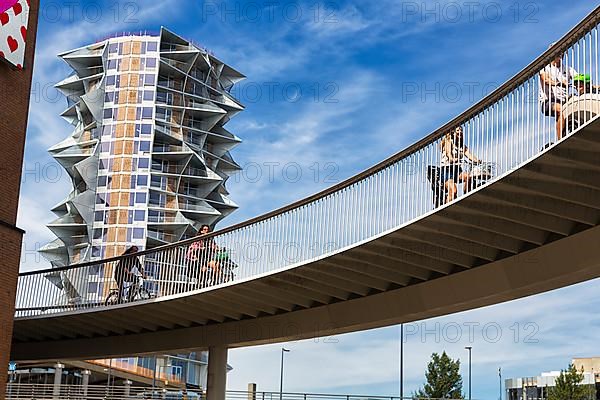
left=573, top=73, right=600, bottom=95
left=114, top=246, right=145, bottom=303
left=440, top=126, right=481, bottom=204
left=186, top=225, right=220, bottom=287
left=539, top=43, right=578, bottom=141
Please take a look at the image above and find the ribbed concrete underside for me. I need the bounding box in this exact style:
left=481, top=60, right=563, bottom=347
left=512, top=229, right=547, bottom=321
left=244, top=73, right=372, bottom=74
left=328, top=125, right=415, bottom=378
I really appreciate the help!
left=12, top=118, right=600, bottom=362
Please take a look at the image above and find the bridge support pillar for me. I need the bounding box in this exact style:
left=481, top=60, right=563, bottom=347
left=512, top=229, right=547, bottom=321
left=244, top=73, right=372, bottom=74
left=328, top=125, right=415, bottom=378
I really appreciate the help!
left=124, top=379, right=132, bottom=397
left=81, top=370, right=91, bottom=398
left=53, top=363, right=64, bottom=398
left=207, top=346, right=228, bottom=400
left=247, top=383, right=257, bottom=400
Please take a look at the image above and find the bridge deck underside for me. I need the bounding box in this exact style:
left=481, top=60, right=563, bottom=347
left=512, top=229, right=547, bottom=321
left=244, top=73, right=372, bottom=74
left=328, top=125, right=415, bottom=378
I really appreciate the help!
left=12, top=119, right=600, bottom=361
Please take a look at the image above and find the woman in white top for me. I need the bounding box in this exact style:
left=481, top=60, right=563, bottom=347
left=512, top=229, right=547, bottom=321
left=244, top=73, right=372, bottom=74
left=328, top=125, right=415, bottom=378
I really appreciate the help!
left=539, top=50, right=578, bottom=140
left=440, top=126, right=480, bottom=204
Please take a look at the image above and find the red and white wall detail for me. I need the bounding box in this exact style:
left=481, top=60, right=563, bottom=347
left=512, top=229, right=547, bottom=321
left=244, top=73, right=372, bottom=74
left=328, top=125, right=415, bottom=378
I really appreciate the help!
left=0, top=0, right=29, bottom=69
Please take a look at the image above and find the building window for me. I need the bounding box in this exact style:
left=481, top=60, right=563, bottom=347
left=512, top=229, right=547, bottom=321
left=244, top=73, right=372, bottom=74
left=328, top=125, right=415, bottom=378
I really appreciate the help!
left=91, top=247, right=101, bottom=258
left=137, top=175, right=148, bottom=186
left=147, top=42, right=158, bottom=52
left=140, top=141, right=151, bottom=152
left=145, top=74, right=156, bottom=86
left=143, top=90, right=154, bottom=101
left=141, top=124, right=152, bottom=135
left=109, top=43, right=118, bottom=54
left=135, top=192, right=147, bottom=204
left=94, top=211, right=104, bottom=222
left=107, top=59, right=117, bottom=70
left=146, top=58, right=157, bottom=68
left=95, top=193, right=107, bottom=205
left=138, top=158, right=149, bottom=168
left=88, top=282, right=99, bottom=295
left=142, top=107, right=153, bottom=119
left=103, top=108, right=113, bottom=119
left=133, top=228, right=145, bottom=239
left=134, top=210, right=145, bottom=221
left=106, top=75, right=116, bottom=86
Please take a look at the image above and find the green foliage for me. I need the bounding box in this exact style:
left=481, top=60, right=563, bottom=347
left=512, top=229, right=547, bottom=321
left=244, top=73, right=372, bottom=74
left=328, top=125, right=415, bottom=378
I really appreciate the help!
left=548, top=364, right=596, bottom=400
left=414, top=351, right=464, bottom=399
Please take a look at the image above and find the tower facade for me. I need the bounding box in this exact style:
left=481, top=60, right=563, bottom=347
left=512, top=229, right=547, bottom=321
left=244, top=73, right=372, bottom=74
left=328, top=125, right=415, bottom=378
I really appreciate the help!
left=40, top=28, right=244, bottom=267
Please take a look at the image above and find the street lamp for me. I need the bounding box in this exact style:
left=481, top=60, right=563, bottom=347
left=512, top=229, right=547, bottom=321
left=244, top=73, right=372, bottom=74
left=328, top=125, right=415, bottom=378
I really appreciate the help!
left=279, top=348, right=291, bottom=400
left=498, top=367, right=502, bottom=400
left=400, top=324, right=404, bottom=400
left=465, top=347, right=472, bottom=400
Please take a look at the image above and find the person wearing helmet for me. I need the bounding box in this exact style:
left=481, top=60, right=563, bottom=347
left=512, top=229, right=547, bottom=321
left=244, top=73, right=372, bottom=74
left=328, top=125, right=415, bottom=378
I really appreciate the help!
left=573, top=73, right=600, bottom=95
left=539, top=44, right=578, bottom=140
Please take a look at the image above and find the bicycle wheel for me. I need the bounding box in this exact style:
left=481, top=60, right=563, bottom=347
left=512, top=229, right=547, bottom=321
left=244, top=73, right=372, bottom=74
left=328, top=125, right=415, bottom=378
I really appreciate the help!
left=137, top=287, right=151, bottom=300
left=131, top=286, right=151, bottom=301
left=105, top=291, right=119, bottom=306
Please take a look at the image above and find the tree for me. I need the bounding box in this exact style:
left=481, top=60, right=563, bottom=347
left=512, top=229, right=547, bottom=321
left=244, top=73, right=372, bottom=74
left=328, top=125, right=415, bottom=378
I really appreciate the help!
left=548, top=364, right=595, bottom=400
left=415, top=352, right=464, bottom=399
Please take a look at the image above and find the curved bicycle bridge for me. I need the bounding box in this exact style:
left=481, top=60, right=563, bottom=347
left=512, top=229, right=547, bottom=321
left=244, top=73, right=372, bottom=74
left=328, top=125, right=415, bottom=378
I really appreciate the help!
left=12, top=7, right=600, bottom=363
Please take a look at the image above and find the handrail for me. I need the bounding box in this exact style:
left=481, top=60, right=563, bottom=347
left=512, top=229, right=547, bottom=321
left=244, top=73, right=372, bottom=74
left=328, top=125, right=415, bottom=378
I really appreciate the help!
left=15, top=6, right=600, bottom=316
left=4, top=384, right=469, bottom=400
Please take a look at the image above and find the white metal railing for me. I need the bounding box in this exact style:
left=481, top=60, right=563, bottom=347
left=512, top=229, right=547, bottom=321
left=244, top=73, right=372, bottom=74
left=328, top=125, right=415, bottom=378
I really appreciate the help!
left=15, top=7, right=600, bottom=317
left=4, top=384, right=465, bottom=400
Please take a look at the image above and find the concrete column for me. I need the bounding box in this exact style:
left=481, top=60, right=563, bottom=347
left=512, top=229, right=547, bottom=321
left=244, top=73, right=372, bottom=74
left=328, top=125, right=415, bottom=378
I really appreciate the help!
left=81, top=370, right=91, bottom=398
left=206, top=346, right=228, bottom=400
left=53, top=363, right=64, bottom=398
left=124, top=379, right=132, bottom=398
left=247, top=383, right=257, bottom=400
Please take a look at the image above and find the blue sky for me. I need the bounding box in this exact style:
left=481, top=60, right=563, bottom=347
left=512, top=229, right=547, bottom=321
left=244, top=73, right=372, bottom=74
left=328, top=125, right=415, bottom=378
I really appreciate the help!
left=16, top=0, right=600, bottom=398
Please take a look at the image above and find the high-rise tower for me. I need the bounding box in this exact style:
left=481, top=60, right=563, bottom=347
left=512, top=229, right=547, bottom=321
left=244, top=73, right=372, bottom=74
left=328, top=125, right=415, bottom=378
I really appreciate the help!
left=40, top=28, right=245, bottom=267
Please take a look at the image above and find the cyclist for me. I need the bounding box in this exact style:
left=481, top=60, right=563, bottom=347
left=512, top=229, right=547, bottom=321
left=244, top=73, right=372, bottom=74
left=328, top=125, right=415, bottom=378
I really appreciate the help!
left=539, top=44, right=579, bottom=140
left=186, top=225, right=221, bottom=287
left=573, top=73, right=600, bottom=95
left=440, top=126, right=481, bottom=204
left=114, top=246, right=145, bottom=303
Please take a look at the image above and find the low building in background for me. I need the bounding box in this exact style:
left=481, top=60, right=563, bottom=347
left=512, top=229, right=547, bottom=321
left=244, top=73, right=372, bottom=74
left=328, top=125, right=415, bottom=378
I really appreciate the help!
left=8, top=351, right=233, bottom=393
left=506, top=357, right=600, bottom=400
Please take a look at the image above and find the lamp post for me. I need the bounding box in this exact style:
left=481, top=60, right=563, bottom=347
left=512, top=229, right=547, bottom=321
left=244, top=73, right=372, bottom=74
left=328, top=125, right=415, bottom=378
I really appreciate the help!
left=279, top=348, right=290, bottom=400
left=400, top=324, right=404, bottom=400
left=499, top=367, right=502, bottom=400
left=465, top=347, right=472, bottom=400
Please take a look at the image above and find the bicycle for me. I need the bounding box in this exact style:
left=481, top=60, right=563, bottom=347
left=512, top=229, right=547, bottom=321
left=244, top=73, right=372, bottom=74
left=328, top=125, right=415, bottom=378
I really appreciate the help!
left=105, top=273, right=152, bottom=306
left=464, top=160, right=496, bottom=190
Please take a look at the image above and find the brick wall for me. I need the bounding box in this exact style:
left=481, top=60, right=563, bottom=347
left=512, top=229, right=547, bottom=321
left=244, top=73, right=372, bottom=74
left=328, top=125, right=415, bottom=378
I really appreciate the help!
left=0, top=1, right=39, bottom=398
